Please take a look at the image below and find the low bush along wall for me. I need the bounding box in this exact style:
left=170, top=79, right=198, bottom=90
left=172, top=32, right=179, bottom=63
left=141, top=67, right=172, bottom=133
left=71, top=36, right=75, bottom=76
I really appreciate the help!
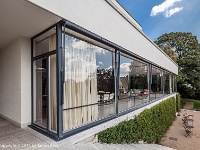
left=98, top=96, right=176, bottom=144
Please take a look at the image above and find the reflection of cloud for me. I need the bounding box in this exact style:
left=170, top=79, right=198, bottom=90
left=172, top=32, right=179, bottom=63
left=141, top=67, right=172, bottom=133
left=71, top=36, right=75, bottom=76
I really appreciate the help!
left=106, top=66, right=112, bottom=71
left=120, top=63, right=131, bottom=77
left=65, top=57, right=97, bottom=82
left=95, top=47, right=107, bottom=54
left=99, top=61, right=103, bottom=65
left=150, top=0, right=183, bottom=17
left=70, top=39, right=107, bottom=54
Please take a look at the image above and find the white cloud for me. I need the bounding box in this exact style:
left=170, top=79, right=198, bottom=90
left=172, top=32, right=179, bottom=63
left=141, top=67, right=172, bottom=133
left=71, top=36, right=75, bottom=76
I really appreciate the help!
left=99, top=61, right=103, bottom=65
left=150, top=0, right=183, bottom=17
left=165, top=7, right=183, bottom=17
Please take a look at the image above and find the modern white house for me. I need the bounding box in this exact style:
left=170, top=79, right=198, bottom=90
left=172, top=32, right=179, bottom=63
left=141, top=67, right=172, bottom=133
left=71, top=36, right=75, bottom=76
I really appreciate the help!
left=0, top=0, right=178, bottom=141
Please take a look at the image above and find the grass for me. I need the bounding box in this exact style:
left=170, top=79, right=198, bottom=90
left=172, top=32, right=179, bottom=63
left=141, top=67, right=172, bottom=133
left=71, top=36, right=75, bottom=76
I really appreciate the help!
left=181, top=98, right=200, bottom=111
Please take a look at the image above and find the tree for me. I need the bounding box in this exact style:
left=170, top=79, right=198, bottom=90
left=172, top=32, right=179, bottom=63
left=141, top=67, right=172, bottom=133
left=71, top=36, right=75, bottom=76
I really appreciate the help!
left=155, top=32, right=199, bottom=59
left=155, top=32, right=200, bottom=99
left=160, top=44, right=178, bottom=62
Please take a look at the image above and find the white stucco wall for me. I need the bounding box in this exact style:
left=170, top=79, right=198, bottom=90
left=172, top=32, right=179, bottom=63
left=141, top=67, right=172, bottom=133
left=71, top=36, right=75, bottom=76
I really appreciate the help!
left=0, top=37, right=31, bottom=127
left=20, top=37, right=31, bottom=127
left=27, top=0, right=178, bottom=74
left=0, top=38, right=22, bottom=125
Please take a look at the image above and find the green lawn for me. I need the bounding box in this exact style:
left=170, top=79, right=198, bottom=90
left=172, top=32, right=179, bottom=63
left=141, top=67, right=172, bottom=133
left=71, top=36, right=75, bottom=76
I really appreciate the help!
left=181, top=98, right=200, bottom=111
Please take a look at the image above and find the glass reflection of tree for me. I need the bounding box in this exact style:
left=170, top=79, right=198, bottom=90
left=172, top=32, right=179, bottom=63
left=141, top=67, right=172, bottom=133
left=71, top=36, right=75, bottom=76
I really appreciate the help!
left=97, top=68, right=114, bottom=93
left=165, top=75, right=169, bottom=94
left=131, top=76, right=147, bottom=89
left=129, top=62, right=148, bottom=90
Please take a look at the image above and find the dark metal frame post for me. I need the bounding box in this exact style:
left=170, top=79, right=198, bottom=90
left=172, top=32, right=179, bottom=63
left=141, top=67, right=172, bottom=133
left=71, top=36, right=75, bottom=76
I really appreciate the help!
left=56, top=22, right=63, bottom=139
left=117, top=50, right=120, bottom=114
left=115, top=50, right=120, bottom=115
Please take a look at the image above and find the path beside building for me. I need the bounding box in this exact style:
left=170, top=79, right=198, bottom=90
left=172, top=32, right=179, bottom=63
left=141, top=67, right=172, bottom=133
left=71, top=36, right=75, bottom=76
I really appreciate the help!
left=160, top=105, right=200, bottom=150
left=183, top=102, right=194, bottom=110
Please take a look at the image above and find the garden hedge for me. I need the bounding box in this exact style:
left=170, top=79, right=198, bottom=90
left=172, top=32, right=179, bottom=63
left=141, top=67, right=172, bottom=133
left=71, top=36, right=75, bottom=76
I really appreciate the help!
left=98, top=97, right=176, bottom=144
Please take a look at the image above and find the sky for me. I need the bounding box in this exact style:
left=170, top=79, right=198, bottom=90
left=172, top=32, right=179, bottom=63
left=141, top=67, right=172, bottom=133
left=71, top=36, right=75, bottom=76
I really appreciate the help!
left=117, top=0, right=200, bottom=41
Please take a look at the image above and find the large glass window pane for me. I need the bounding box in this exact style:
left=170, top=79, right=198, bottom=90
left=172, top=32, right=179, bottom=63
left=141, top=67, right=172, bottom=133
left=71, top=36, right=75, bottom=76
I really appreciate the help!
left=63, top=34, right=115, bottom=132
left=49, top=54, right=57, bottom=132
left=150, top=66, right=164, bottom=100
left=33, top=27, right=56, bottom=57
left=119, top=55, right=149, bottom=112
left=164, top=71, right=170, bottom=94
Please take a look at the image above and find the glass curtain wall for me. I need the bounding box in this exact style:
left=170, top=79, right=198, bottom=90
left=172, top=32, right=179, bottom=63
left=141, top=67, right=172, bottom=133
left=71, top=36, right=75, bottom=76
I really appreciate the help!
left=63, top=34, right=115, bottom=132
left=32, top=22, right=177, bottom=139
left=150, top=66, right=164, bottom=100
left=119, top=54, right=149, bottom=112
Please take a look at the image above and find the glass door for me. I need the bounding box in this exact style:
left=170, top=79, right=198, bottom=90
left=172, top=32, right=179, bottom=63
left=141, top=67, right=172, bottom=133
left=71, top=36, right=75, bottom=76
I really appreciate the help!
left=33, top=57, right=48, bottom=128
left=33, top=54, right=57, bottom=132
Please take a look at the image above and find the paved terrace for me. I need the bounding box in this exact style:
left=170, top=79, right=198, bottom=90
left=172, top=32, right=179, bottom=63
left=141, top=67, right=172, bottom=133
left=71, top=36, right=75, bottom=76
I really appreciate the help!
left=0, top=116, right=173, bottom=150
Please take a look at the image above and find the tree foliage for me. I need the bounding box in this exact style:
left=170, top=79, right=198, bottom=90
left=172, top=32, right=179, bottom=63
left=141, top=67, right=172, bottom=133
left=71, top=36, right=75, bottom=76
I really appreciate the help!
left=160, top=44, right=178, bottom=62
left=155, top=32, right=199, bottom=59
left=155, top=32, right=200, bottom=99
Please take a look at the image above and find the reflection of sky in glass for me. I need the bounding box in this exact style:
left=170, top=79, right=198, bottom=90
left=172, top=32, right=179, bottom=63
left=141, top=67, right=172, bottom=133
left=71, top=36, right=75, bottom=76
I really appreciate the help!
left=120, top=63, right=131, bottom=77
left=120, top=56, right=132, bottom=77
left=120, top=55, right=149, bottom=77
left=96, top=51, right=112, bottom=69
left=64, top=34, right=113, bottom=81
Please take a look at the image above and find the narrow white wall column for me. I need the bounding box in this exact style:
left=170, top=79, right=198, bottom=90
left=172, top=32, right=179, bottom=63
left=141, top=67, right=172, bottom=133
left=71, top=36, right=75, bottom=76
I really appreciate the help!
left=20, top=37, right=31, bottom=127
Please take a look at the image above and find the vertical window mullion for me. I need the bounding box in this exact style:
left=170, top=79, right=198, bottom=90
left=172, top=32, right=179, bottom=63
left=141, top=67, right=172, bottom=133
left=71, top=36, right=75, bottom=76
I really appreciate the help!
left=115, top=49, right=120, bottom=115
left=56, top=22, right=63, bottom=139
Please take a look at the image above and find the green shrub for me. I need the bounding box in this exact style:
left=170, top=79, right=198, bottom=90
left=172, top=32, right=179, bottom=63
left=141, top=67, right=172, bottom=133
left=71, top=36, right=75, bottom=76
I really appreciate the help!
left=98, top=97, right=176, bottom=144
left=176, top=94, right=181, bottom=111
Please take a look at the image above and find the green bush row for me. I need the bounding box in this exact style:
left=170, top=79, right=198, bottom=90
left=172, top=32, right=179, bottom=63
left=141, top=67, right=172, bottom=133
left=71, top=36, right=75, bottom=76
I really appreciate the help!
left=176, top=93, right=181, bottom=111
left=98, top=97, right=176, bottom=144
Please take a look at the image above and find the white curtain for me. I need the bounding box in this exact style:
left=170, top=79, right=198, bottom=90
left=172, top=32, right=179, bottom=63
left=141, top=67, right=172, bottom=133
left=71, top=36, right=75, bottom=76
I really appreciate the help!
left=49, top=35, right=57, bottom=131
left=63, top=35, right=98, bottom=131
